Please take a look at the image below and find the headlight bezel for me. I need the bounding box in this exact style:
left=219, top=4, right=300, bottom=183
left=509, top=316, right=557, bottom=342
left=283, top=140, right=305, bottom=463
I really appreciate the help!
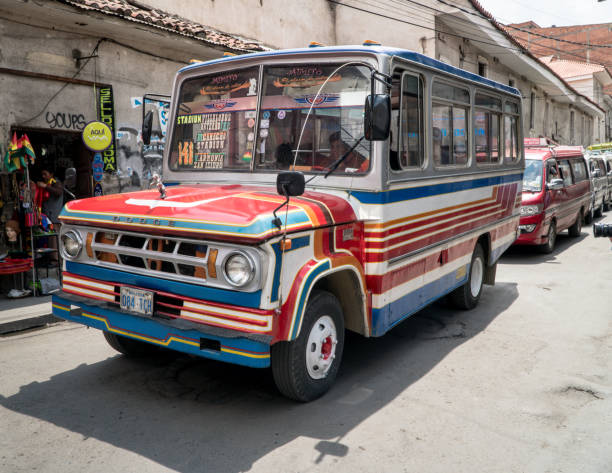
left=222, top=251, right=256, bottom=287
left=61, top=230, right=83, bottom=259
left=520, top=204, right=541, bottom=216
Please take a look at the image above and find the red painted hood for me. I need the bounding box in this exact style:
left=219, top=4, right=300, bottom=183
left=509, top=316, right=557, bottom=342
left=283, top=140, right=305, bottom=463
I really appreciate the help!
left=60, top=184, right=357, bottom=242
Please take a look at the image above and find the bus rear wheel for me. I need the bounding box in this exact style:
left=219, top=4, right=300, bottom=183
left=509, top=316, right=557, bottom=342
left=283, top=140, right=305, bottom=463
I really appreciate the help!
left=271, top=290, right=344, bottom=402
left=449, top=243, right=485, bottom=310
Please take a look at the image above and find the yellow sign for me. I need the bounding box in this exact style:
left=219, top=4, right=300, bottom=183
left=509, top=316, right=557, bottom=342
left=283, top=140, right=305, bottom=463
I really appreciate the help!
left=82, top=121, right=112, bottom=152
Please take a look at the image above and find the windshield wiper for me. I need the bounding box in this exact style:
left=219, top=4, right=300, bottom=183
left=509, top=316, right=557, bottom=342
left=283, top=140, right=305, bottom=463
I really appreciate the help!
left=324, top=135, right=365, bottom=178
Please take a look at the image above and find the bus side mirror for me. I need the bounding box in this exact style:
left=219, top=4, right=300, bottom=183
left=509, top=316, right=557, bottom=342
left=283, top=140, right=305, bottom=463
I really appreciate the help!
left=64, top=167, right=77, bottom=190
left=276, top=171, right=305, bottom=197
left=365, top=94, right=391, bottom=141
left=142, top=110, right=153, bottom=146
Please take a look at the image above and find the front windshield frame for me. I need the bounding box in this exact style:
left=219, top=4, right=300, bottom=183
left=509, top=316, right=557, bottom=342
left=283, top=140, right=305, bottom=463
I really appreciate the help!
left=523, top=158, right=544, bottom=192
left=166, top=60, right=373, bottom=177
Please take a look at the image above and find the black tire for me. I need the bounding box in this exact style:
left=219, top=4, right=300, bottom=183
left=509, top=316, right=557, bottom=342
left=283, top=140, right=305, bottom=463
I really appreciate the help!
left=568, top=211, right=582, bottom=237
left=271, top=290, right=345, bottom=402
left=449, top=243, right=485, bottom=310
left=540, top=221, right=556, bottom=254
left=594, top=202, right=603, bottom=218
left=584, top=206, right=593, bottom=225
left=604, top=198, right=609, bottom=212
left=103, top=331, right=160, bottom=356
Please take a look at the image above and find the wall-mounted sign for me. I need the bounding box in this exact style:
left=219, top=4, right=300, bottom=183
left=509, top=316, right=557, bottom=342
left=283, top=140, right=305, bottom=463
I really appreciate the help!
left=98, top=86, right=116, bottom=172
left=92, top=152, right=104, bottom=182
left=82, top=121, right=112, bottom=152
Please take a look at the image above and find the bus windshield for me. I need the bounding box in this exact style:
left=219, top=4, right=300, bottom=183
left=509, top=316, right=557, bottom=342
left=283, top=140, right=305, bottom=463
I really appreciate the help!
left=169, top=64, right=371, bottom=174
left=523, top=159, right=543, bottom=192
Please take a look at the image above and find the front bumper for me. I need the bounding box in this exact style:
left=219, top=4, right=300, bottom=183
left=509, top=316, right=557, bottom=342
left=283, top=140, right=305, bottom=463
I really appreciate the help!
left=52, top=292, right=271, bottom=368
left=514, top=213, right=547, bottom=245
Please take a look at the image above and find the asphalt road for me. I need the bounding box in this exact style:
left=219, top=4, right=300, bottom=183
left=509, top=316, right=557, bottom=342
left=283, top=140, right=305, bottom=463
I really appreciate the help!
left=1, top=218, right=611, bottom=473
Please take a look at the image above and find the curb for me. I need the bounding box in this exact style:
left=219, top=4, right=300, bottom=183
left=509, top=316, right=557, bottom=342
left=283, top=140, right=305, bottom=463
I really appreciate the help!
left=0, top=314, right=63, bottom=335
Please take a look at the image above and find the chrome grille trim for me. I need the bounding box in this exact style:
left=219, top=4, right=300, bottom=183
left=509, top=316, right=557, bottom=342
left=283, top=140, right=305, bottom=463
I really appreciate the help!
left=61, top=225, right=265, bottom=292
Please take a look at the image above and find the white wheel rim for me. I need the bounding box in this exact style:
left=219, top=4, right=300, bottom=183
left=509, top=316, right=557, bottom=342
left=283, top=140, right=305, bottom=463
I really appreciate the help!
left=305, top=315, right=337, bottom=380
left=470, top=256, right=484, bottom=298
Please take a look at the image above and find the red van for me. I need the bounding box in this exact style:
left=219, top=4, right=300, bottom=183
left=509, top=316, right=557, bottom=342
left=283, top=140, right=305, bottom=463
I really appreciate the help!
left=515, top=140, right=590, bottom=253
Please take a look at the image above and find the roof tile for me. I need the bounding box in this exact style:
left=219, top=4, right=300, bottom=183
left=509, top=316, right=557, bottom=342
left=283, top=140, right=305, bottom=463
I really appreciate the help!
left=58, top=0, right=268, bottom=52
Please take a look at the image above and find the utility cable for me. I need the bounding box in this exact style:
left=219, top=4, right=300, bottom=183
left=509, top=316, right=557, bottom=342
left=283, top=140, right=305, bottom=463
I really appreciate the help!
left=18, top=39, right=104, bottom=126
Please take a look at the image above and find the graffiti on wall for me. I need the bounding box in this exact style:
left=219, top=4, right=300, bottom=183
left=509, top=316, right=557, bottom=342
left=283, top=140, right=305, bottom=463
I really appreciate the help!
left=45, top=111, right=87, bottom=130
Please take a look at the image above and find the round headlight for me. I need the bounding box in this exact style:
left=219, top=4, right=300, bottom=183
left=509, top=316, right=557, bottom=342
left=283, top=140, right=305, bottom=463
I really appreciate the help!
left=224, top=253, right=254, bottom=287
left=61, top=231, right=82, bottom=258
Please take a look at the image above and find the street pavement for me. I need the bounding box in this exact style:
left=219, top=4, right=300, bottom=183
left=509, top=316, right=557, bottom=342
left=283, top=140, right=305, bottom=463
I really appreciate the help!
left=1, top=216, right=611, bottom=472
left=0, top=295, right=57, bottom=335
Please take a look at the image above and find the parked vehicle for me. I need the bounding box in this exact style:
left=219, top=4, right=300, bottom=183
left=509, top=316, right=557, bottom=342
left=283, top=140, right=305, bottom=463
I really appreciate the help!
left=587, top=155, right=609, bottom=216
left=52, top=44, right=524, bottom=401
left=515, top=140, right=590, bottom=253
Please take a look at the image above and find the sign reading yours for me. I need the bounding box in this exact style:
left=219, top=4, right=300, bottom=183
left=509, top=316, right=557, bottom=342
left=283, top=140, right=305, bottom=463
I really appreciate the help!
left=82, top=121, right=112, bottom=152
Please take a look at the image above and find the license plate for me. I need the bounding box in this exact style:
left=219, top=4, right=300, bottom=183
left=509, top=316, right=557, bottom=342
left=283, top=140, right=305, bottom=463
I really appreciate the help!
left=120, top=287, right=153, bottom=316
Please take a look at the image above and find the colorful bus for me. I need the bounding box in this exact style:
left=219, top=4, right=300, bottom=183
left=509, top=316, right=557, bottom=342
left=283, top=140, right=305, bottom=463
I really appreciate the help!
left=53, top=45, right=524, bottom=401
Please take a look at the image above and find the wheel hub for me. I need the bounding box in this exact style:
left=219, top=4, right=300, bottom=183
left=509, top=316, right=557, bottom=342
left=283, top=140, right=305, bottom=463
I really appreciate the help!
left=306, top=315, right=337, bottom=379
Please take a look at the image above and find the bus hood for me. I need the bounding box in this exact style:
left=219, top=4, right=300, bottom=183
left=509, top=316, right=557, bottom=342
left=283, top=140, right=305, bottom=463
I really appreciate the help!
left=60, top=184, right=357, bottom=243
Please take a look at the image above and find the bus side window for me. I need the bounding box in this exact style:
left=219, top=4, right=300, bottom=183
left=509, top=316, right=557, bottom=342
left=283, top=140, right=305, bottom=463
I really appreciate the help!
left=399, top=73, right=424, bottom=168
left=389, top=71, right=402, bottom=171
left=432, top=80, right=469, bottom=167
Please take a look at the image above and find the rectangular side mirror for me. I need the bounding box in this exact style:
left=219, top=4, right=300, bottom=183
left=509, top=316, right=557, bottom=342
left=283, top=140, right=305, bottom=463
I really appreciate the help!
left=364, top=94, right=390, bottom=141
left=142, top=110, right=153, bottom=146
left=546, top=178, right=564, bottom=190
left=277, top=171, right=305, bottom=197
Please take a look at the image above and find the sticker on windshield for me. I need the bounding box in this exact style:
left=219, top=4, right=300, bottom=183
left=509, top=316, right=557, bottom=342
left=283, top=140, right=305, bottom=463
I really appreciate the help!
left=245, top=111, right=256, bottom=119
left=260, top=129, right=269, bottom=138
left=262, top=111, right=270, bottom=120
left=274, top=66, right=341, bottom=88
left=260, top=119, right=270, bottom=129
left=294, top=94, right=339, bottom=105
left=277, top=110, right=286, bottom=120
left=204, top=100, right=236, bottom=111
left=247, top=118, right=255, bottom=128
left=193, top=152, right=224, bottom=169
left=177, top=114, right=205, bottom=125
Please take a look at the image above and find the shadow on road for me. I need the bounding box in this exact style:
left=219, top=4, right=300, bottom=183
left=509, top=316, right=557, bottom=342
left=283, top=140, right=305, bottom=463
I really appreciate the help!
left=501, top=231, right=588, bottom=264
left=0, top=282, right=518, bottom=472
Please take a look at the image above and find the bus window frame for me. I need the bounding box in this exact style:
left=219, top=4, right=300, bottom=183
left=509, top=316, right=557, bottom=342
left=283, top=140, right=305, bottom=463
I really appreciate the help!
left=431, top=77, right=471, bottom=171
left=474, top=90, right=503, bottom=167
left=390, top=70, right=426, bottom=174
left=503, top=99, right=521, bottom=164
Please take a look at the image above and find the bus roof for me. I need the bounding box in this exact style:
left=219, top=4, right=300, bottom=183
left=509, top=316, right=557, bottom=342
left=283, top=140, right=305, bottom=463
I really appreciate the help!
left=525, top=146, right=584, bottom=160
left=180, top=45, right=521, bottom=97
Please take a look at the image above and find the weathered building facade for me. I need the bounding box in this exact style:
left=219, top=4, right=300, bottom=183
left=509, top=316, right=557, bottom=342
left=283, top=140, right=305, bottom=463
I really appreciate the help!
left=1, top=0, right=605, bottom=199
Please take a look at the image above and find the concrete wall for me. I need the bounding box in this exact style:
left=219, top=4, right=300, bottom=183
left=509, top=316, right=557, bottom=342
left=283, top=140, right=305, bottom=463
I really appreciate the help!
left=0, top=18, right=183, bottom=193
left=141, top=0, right=337, bottom=49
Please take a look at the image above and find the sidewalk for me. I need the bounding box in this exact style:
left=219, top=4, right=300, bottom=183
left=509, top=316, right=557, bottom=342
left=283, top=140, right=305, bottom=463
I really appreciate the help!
left=0, top=295, right=61, bottom=335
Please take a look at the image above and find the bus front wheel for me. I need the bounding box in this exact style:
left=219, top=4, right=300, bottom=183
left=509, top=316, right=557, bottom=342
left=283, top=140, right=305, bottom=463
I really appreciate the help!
left=103, top=331, right=160, bottom=356
left=450, top=243, right=485, bottom=310
left=271, top=290, right=345, bottom=402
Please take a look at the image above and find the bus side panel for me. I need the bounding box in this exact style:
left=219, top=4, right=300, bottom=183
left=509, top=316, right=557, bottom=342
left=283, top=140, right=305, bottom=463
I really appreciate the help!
left=360, top=175, right=521, bottom=336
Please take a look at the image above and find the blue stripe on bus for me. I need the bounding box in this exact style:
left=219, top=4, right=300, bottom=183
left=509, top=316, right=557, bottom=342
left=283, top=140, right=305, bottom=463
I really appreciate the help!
left=370, top=267, right=469, bottom=337
left=290, top=259, right=331, bottom=340
left=270, top=235, right=311, bottom=303
left=351, top=173, right=523, bottom=204
left=65, top=261, right=262, bottom=308
left=52, top=295, right=270, bottom=368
